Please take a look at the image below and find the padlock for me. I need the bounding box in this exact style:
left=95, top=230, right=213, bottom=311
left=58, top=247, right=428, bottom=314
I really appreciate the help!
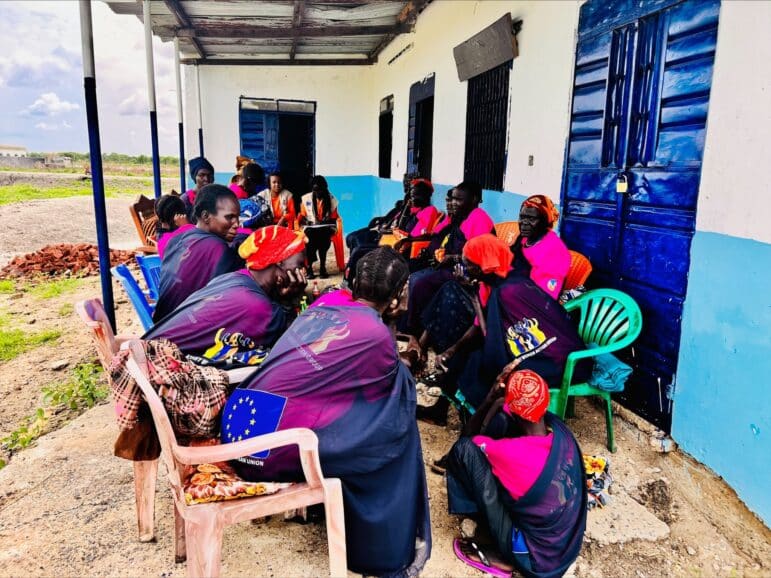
left=616, top=174, right=629, bottom=193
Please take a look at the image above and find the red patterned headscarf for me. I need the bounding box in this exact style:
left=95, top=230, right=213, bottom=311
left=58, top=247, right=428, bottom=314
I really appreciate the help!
left=238, top=225, right=306, bottom=271
left=462, top=234, right=513, bottom=278
left=522, top=195, right=559, bottom=229
left=503, top=369, right=550, bottom=422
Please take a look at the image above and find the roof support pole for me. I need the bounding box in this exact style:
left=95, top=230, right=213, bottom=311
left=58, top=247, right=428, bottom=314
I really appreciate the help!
left=79, top=0, right=115, bottom=330
left=174, top=37, right=185, bottom=194
left=195, top=63, right=204, bottom=156
left=143, top=0, right=162, bottom=199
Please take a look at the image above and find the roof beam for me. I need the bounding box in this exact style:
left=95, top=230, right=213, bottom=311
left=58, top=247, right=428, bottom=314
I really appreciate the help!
left=164, top=0, right=205, bottom=58
left=370, top=0, right=430, bottom=61
left=181, top=58, right=373, bottom=67
left=175, top=23, right=411, bottom=40
left=290, top=0, right=306, bottom=61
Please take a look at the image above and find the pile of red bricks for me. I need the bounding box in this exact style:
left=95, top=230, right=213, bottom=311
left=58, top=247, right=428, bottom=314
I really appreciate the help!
left=0, top=243, right=135, bottom=279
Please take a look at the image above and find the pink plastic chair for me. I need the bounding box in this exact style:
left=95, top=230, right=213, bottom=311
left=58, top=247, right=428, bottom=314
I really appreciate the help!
left=123, top=340, right=347, bottom=577
left=75, top=299, right=158, bottom=543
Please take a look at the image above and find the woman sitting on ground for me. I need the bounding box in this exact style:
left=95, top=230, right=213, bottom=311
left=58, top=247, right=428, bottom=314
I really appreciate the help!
left=448, top=369, right=586, bottom=578
left=154, top=184, right=243, bottom=321
left=146, top=225, right=307, bottom=358
left=511, top=194, right=570, bottom=300
left=298, top=175, right=340, bottom=279
left=222, top=247, right=431, bottom=577
left=154, top=194, right=194, bottom=259
left=182, top=156, right=214, bottom=218
left=401, top=181, right=494, bottom=337
left=419, top=234, right=588, bottom=423
left=256, top=171, right=297, bottom=229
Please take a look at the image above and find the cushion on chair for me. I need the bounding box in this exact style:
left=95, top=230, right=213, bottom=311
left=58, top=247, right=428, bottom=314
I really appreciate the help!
left=183, top=460, right=292, bottom=505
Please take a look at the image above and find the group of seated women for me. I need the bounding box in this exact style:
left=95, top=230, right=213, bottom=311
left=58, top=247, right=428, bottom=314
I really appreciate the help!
left=143, top=157, right=589, bottom=577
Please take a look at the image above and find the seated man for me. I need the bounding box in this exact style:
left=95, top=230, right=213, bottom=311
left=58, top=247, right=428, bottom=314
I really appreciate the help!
left=222, top=247, right=431, bottom=577
left=448, top=369, right=587, bottom=578
left=145, top=225, right=307, bottom=358
left=154, top=184, right=243, bottom=321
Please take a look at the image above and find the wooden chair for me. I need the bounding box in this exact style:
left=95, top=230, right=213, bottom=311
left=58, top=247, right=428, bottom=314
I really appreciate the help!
left=564, top=250, right=593, bottom=291
left=123, top=340, right=347, bottom=577
left=494, top=221, right=520, bottom=245
left=74, top=299, right=158, bottom=543
left=331, top=216, right=345, bottom=272
left=130, top=194, right=159, bottom=255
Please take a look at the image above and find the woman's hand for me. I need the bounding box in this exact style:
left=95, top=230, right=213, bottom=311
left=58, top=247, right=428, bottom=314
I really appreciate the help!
left=437, top=346, right=457, bottom=373
left=493, top=359, right=522, bottom=392
left=277, top=267, right=308, bottom=298
left=173, top=213, right=190, bottom=227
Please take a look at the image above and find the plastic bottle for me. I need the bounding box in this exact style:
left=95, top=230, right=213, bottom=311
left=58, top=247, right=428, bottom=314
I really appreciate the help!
left=311, top=281, right=320, bottom=302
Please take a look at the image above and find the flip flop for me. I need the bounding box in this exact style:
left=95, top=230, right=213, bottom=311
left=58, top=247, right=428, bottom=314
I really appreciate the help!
left=453, top=538, right=512, bottom=578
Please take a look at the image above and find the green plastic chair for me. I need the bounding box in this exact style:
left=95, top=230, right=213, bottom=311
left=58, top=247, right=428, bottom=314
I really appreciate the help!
left=549, top=288, right=642, bottom=452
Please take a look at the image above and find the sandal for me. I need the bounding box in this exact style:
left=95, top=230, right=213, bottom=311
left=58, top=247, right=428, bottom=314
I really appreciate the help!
left=453, top=538, right=512, bottom=578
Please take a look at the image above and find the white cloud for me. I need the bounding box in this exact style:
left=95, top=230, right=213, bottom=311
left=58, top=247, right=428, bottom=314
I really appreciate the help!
left=34, top=120, right=73, bottom=131
left=24, top=92, right=80, bottom=116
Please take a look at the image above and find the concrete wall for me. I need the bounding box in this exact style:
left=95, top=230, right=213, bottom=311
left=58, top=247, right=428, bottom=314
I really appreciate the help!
left=671, top=1, right=771, bottom=526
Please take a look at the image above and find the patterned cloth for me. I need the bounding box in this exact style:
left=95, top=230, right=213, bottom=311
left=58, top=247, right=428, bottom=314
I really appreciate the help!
left=109, top=338, right=231, bottom=439
left=238, top=225, right=306, bottom=270
left=503, top=369, right=551, bottom=422
left=183, top=460, right=291, bottom=505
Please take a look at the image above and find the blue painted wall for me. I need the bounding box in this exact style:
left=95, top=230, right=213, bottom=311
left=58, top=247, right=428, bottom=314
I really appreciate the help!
left=673, top=232, right=771, bottom=525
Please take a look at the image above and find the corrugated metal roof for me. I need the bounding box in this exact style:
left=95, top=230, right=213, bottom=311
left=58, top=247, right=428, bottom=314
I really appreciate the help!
left=104, top=0, right=430, bottom=65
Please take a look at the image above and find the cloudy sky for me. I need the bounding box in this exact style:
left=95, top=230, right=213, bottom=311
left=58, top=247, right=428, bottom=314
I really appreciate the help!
left=0, top=1, right=178, bottom=155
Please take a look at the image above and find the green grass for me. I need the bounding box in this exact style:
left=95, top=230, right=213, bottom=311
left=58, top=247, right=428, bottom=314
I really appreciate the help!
left=0, top=182, right=138, bottom=205
left=0, top=280, right=15, bottom=294
left=28, top=277, right=83, bottom=299
left=43, top=363, right=107, bottom=410
left=0, top=327, right=61, bottom=361
left=58, top=303, right=74, bottom=317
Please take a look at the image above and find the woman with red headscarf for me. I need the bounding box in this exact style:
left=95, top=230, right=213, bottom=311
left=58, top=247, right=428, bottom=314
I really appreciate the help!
left=447, top=369, right=587, bottom=578
left=512, top=194, right=571, bottom=300
left=417, top=234, right=588, bottom=424
left=146, top=225, right=307, bottom=357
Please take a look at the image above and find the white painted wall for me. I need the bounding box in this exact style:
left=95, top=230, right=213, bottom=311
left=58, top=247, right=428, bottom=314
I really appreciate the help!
left=697, top=1, right=771, bottom=244
left=182, top=64, right=374, bottom=177
left=371, top=0, right=580, bottom=202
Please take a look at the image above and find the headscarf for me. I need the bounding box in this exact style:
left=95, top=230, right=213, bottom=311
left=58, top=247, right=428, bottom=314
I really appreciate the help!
left=410, top=178, right=434, bottom=194
left=522, top=194, right=559, bottom=228
left=235, top=156, right=254, bottom=171
left=503, top=369, right=550, bottom=422
left=462, top=234, right=513, bottom=278
left=238, top=225, right=306, bottom=271
left=189, top=156, right=214, bottom=180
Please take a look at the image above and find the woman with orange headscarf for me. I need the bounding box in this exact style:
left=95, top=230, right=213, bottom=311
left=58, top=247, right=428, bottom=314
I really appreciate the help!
left=416, top=234, right=588, bottom=424
left=511, top=194, right=571, bottom=300
left=146, top=225, right=307, bottom=357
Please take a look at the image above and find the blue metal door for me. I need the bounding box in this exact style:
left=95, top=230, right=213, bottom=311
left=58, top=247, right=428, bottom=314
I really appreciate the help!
left=239, top=108, right=280, bottom=175
left=561, top=0, right=720, bottom=431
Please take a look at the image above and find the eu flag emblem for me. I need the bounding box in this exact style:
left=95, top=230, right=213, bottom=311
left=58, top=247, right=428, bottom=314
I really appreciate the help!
left=221, top=388, right=288, bottom=459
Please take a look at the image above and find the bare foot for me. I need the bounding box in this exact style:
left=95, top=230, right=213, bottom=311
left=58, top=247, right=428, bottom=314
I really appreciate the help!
left=456, top=538, right=515, bottom=573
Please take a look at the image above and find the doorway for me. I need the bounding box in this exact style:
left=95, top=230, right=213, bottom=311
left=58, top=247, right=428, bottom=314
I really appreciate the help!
left=379, top=95, right=394, bottom=179
left=560, top=0, right=720, bottom=431
left=279, top=114, right=314, bottom=203
left=407, top=75, right=435, bottom=180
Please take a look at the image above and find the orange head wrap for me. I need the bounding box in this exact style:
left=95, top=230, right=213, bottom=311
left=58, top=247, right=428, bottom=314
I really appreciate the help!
left=503, top=369, right=550, bottom=422
left=522, top=195, right=559, bottom=228
left=238, top=225, right=306, bottom=271
left=462, top=234, right=513, bottom=278
left=235, top=156, right=254, bottom=171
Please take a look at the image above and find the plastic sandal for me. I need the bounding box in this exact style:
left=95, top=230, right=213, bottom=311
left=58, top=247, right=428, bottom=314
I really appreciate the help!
left=452, top=538, right=512, bottom=578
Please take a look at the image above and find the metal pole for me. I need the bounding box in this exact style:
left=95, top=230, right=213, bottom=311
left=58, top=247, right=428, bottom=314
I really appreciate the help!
left=174, top=37, right=186, bottom=194
left=195, top=63, right=204, bottom=156
left=144, top=0, right=162, bottom=199
left=79, top=0, right=116, bottom=330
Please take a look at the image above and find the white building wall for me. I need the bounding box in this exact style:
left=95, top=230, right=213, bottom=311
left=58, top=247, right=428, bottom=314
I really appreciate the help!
left=182, top=65, right=374, bottom=177
left=696, top=0, right=771, bottom=244
left=371, top=0, right=580, bottom=201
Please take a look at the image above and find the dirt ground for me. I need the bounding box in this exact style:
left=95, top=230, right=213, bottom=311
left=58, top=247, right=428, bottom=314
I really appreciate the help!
left=0, top=184, right=768, bottom=577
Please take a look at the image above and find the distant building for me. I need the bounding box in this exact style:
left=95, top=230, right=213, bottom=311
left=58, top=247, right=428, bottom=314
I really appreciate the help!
left=45, top=155, right=73, bottom=168
left=0, top=145, right=28, bottom=157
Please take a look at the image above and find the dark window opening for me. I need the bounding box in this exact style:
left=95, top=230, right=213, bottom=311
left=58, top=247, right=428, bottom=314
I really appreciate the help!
left=407, top=75, right=435, bottom=180
left=463, top=62, right=510, bottom=191
left=379, top=95, right=394, bottom=178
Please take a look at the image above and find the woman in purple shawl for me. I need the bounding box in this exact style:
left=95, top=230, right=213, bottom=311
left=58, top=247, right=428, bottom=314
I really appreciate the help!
left=154, top=184, right=243, bottom=321
left=146, top=226, right=308, bottom=357
left=222, top=247, right=431, bottom=577
left=448, top=369, right=586, bottom=578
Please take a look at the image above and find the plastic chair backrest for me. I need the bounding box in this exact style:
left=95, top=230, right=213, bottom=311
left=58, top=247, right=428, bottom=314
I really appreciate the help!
left=495, top=221, right=520, bottom=245
left=564, top=250, right=592, bottom=291
left=135, top=254, right=161, bottom=300
left=75, top=298, right=118, bottom=369
left=111, top=264, right=155, bottom=331
left=565, top=288, right=643, bottom=350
